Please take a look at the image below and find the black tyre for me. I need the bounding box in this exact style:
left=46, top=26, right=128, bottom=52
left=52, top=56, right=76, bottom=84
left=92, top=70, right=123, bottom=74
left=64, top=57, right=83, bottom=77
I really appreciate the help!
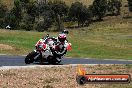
left=48, top=58, right=55, bottom=65
left=76, top=75, right=87, bottom=85
left=47, top=56, right=58, bottom=65
left=55, top=57, right=61, bottom=64
left=25, top=51, right=38, bottom=64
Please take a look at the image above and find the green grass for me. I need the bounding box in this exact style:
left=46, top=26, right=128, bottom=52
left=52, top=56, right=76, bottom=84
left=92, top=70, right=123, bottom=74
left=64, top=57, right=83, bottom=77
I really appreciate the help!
left=0, top=16, right=132, bottom=60
left=0, top=30, right=57, bottom=55
left=66, top=15, right=132, bottom=59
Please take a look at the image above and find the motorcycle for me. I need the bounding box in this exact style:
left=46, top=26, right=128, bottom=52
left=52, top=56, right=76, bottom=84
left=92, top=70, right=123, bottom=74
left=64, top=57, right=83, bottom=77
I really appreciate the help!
left=25, top=32, right=72, bottom=64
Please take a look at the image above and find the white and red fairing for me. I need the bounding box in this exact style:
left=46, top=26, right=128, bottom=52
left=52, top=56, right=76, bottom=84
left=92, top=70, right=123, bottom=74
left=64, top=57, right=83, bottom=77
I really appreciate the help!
left=35, top=39, right=47, bottom=51
left=35, top=39, right=53, bottom=58
left=36, top=38, right=72, bottom=51
left=35, top=38, right=72, bottom=59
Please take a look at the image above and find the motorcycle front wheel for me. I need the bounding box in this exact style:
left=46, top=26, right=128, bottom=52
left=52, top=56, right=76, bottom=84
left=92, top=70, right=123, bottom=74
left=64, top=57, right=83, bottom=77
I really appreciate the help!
left=25, top=51, right=38, bottom=64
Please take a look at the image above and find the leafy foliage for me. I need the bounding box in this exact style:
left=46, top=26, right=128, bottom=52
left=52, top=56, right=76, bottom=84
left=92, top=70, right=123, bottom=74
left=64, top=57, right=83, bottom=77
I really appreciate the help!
left=4, top=0, right=22, bottom=29
left=0, top=4, right=8, bottom=18
left=20, top=14, right=34, bottom=31
left=107, top=0, right=122, bottom=15
left=36, top=9, right=54, bottom=32
left=0, top=0, right=124, bottom=31
left=90, top=0, right=107, bottom=21
left=0, top=3, right=8, bottom=28
left=128, top=0, right=132, bottom=12
left=48, top=0, right=68, bottom=31
left=48, top=0, right=68, bottom=17
left=13, top=0, right=22, bottom=20
left=4, top=12, right=18, bottom=29
left=26, top=2, right=37, bottom=17
left=35, top=3, right=54, bottom=32
left=69, top=2, right=92, bottom=27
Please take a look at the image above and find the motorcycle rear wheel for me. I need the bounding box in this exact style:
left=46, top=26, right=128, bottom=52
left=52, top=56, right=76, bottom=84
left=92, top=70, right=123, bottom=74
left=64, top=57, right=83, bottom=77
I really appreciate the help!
left=47, top=56, right=61, bottom=65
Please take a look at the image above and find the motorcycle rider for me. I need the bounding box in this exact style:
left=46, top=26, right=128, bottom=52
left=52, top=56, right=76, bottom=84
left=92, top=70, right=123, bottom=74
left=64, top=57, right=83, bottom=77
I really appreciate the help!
left=25, top=29, right=71, bottom=64
left=53, top=33, right=67, bottom=56
left=42, top=30, right=69, bottom=57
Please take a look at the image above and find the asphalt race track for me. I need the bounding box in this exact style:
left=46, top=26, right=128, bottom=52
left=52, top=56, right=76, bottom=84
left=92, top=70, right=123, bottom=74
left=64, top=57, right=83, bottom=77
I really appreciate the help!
left=0, top=55, right=132, bottom=66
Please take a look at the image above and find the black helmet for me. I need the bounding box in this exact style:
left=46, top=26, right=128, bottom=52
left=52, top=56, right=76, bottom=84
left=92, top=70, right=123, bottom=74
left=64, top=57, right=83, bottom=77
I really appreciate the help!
left=62, top=29, right=69, bottom=34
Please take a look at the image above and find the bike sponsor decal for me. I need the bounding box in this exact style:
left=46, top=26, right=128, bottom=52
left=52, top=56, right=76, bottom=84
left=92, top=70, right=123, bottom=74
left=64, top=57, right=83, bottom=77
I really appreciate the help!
left=76, top=65, right=131, bottom=85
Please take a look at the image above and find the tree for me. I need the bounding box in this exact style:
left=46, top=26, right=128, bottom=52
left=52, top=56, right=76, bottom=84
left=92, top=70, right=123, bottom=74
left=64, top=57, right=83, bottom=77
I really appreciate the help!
left=90, top=0, right=107, bottom=21
left=128, top=0, right=132, bottom=12
left=20, top=0, right=30, bottom=8
left=13, top=0, right=22, bottom=22
left=36, top=10, right=53, bottom=32
left=0, top=3, right=8, bottom=28
left=11, top=5, right=22, bottom=20
left=49, top=0, right=68, bottom=17
left=20, top=0, right=30, bottom=3
left=26, top=2, right=37, bottom=17
left=26, top=1, right=37, bottom=25
left=20, top=14, right=34, bottom=31
left=69, top=2, right=83, bottom=26
left=107, top=0, right=122, bottom=15
left=19, top=0, right=38, bottom=31
left=115, top=0, right=122, bottom=15
left=4, top=12, right=18, bottom=29
left=37, top=3, right=53, bottom=17
left=83, top=7, right=92, bottom=26
left=77, top=6, right=92, bottom=27
left=4, top=0, right=22, bottom=29
left=48, top=0, right=69, bottom=31
left=0, top=4, right=8, bottom=18
left=36, top=17, right=53, bottom=32
left=69, top=2, right=92, bottom=27
left=36, top=3, right=54, bottom=31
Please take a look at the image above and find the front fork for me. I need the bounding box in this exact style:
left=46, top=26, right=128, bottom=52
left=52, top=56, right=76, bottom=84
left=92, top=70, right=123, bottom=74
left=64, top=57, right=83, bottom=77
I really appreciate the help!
left=34, top=50, right=41, bottom=61
left=34, top=50, right=47, bottom=64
